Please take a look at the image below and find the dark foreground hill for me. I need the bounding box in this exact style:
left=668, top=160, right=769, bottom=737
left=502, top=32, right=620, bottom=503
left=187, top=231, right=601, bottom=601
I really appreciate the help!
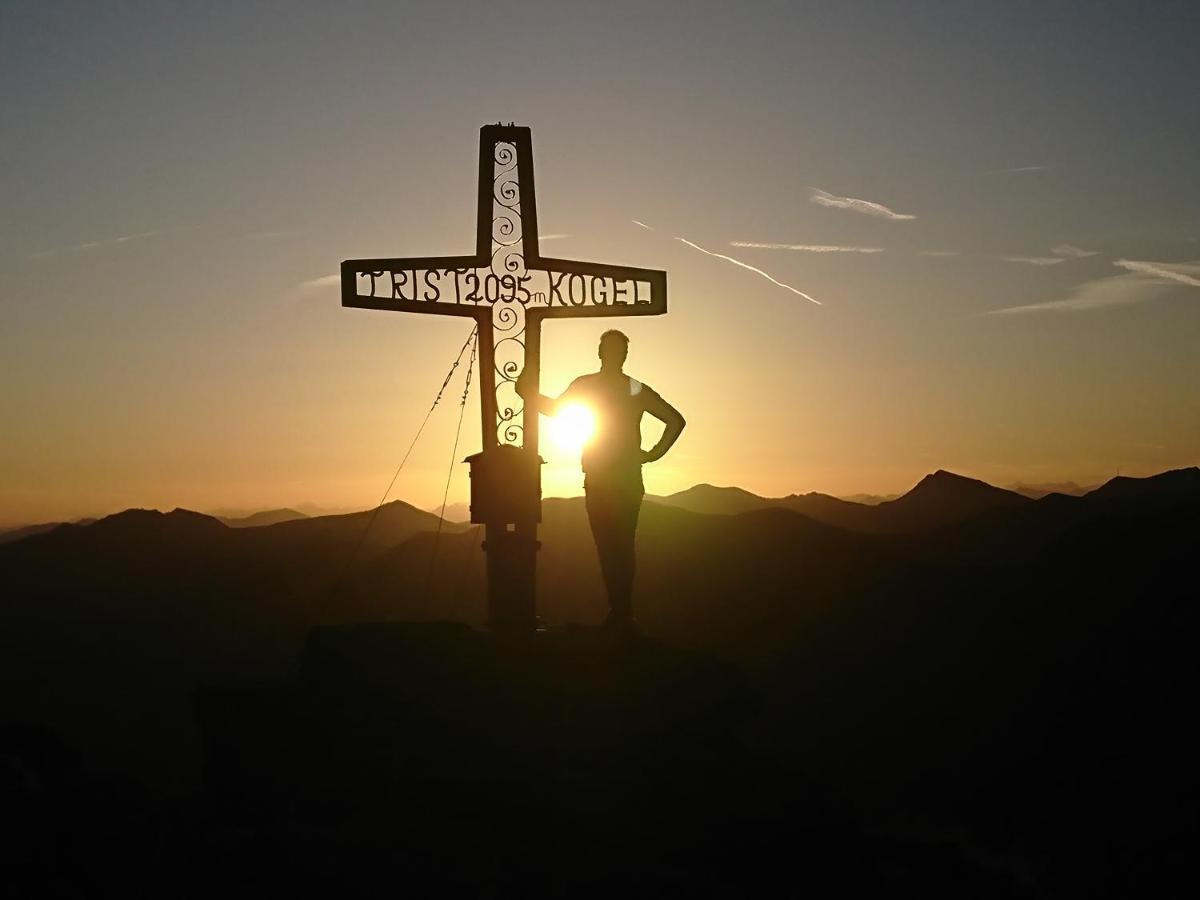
left=1, top=467, right=1197, bottom=895
left=0, top=501, right=471, bottom=786
left=192, top=625, right=889, bottom=896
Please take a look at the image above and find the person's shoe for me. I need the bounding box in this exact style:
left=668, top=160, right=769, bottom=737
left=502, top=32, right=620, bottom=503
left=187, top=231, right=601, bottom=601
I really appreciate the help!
left=602, top=610, right=639, bottom=637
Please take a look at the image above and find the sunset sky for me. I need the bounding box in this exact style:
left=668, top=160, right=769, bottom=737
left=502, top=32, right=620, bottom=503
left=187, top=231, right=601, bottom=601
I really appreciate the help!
left=2, top=1, right=1198, bottom=526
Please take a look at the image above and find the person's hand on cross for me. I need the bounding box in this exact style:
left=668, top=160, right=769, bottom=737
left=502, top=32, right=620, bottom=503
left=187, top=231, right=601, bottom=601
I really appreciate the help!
left=516, top=367, right=535, bottom=401
left=516, top=367, right=558, bottom=417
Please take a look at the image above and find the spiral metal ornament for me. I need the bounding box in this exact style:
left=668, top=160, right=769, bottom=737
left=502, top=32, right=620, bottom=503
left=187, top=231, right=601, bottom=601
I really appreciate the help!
left=491, top=142, right=526, bottom=280
left=491, top=141, right=526, bottom=446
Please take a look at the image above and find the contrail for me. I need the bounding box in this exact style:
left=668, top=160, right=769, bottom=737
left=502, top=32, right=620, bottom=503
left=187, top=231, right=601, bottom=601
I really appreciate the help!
left=675, top=237, right=821, bottom=305
left=986, top=164, right=1053, bottom=175
left=731, top=241, right=883, bottom=253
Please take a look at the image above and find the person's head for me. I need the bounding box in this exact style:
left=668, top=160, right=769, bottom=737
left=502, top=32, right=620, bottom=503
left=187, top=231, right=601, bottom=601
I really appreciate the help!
left=598, top=330, right=629, bottom=369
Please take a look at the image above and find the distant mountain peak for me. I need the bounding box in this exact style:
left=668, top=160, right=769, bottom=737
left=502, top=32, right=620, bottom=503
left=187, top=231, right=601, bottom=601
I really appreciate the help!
left=927, top=469, right=975, bottom=483
left=675, top=483, right=754, bottom=495
left=91, top=507, right=226, bottom=535
left=865, top=470, right=1029, bottom=532
left=650, top=484, right=773, bottom=517
left=908, top=470, right=1014, bottom=497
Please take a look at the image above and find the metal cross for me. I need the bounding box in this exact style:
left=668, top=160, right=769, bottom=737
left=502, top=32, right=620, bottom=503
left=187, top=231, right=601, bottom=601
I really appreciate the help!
left=341, top=124, right=667, bottom=629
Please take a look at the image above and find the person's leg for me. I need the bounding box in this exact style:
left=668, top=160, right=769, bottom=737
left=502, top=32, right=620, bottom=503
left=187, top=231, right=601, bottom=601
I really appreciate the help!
left=585, top=483, right=622, bottom=613
left=586, top=477, right=644, bottom=625
left=607, top=489, right=642, bottom=621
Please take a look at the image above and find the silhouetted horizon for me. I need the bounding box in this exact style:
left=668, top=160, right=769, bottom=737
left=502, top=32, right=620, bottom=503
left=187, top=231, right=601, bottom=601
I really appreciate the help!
left=4, top=463, right=1193, bottom=538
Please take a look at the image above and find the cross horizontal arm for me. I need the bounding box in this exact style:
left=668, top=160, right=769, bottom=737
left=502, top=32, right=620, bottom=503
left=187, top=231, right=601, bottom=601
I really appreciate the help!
left=342, top=256, right=667, bottom=318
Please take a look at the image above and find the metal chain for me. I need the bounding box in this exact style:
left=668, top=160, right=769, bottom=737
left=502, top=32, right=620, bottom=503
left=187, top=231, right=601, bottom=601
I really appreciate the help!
left=429, top=329, right=478, bottom=584
left=338, top=325, right=479, bottom=584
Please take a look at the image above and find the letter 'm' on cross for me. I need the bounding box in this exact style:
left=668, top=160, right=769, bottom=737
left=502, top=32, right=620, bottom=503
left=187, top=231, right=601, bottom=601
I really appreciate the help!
left=341, top=124, right=667, bottom=629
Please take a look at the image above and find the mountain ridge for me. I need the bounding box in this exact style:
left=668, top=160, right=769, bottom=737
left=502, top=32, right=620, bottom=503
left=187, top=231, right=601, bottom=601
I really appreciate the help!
left=651, top=466, right=1197, bottom=534
left=218, top=508, right=309, bottom=528
left=651, top=468, right=1032, bottom=534
left=5, top=466, right=1195, bottom=549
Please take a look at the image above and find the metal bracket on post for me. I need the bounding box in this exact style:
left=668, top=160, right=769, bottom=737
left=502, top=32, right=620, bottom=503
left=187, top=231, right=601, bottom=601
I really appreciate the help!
left=465, top=445, right=543, bottom=631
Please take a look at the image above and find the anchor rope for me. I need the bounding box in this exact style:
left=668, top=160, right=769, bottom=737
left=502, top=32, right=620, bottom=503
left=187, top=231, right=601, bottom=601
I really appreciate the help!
left=338, top=325, right=479, bottom=583
left=428, top=328, right=478, bottom=585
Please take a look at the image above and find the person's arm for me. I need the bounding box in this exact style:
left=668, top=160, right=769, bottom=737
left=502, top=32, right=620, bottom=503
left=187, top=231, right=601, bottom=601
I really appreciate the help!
left=641, top=389, right=686, bottom=463
left=516, top=369, right=569, bottom=417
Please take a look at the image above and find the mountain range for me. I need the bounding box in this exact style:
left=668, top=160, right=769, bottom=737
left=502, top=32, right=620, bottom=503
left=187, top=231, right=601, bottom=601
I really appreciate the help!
left=1, top=465, right=1197, bottom=893
left=0, top=473, right=1107, bottom=540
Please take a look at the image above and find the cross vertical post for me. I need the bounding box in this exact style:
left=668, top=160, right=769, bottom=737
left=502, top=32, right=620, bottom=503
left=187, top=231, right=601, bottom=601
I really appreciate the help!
left=342, top=124, right=667, bottom=630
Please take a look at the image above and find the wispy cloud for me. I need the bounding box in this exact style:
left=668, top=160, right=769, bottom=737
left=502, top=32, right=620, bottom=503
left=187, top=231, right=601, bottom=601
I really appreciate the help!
left=631, top=219, right=653, bottom=230
left=31, top=230, right=159, bottom=259
left=985, top=273, right=1174, bottom=315
left=919, top=250, right=959, bottom=257
left=1051, top=244, right=1099, bottom=258
left=987, top=258, right=1200, bottom=315
left=1002, top=246, right=1099, bottom=264
left=298, top=273, right=341, bottom=291
left=730, top=241, right=883, bottom=253
left=1114, top=258, right=1200, bottom=288
left=1001, top=256, right=1066, bottom=266
left=245, top=228, right=302, bottom=241
left=809, top=188, right=915, bottom=221
left=538, top=233, right=569, bottom=241
left=674, top=237, right=821, bottom=305
left=986, top=165, right=1053, bottom=175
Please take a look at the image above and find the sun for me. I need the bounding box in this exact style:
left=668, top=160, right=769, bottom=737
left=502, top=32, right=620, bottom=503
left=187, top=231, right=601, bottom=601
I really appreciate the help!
left=547, top=403, right=595, bottom=453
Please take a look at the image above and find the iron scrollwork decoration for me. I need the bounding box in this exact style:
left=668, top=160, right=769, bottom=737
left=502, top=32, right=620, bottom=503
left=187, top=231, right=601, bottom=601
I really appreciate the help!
left=491, top=141, right=526, bottom=447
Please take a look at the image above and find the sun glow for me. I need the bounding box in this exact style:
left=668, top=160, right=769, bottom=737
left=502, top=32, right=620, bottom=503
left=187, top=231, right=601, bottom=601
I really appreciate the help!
left=547, top=403, right=595, bottom=453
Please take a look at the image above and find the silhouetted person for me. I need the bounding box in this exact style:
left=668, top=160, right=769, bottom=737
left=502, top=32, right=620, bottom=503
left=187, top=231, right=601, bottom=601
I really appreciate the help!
left=518, top=330, right=685, bottom=630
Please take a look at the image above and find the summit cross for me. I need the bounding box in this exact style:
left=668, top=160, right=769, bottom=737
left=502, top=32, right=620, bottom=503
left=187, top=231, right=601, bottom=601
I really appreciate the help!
left=341, top=124, right=667, bottom=628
